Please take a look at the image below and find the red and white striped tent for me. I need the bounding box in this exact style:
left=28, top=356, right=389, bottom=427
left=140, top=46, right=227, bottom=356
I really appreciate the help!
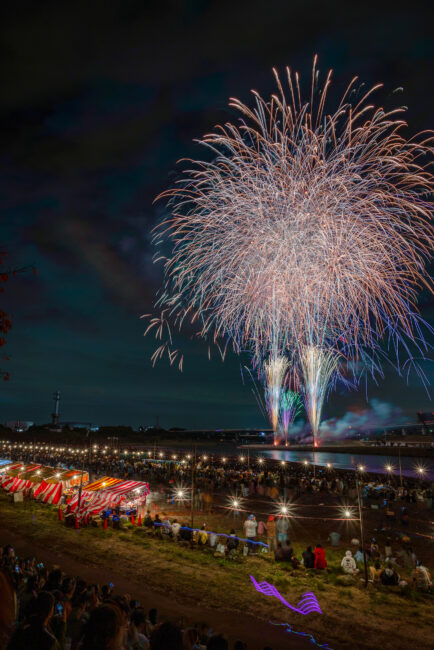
left=7, top=477, right=34, bottom=493
left=77, top=480, right=149, bottom=520
left=34, top=480, right=62, bottom=505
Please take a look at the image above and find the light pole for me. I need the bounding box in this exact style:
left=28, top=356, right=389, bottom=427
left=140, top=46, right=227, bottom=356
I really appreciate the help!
left=77, top=429, right=90, bottom=518
left=191, top=447, right=196, bottom=528
left=356, top=467, right=368, bottom=587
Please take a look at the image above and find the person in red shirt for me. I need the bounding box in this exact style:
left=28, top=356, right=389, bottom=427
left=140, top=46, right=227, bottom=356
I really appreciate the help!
left=314, top=544, right=327, bottom=569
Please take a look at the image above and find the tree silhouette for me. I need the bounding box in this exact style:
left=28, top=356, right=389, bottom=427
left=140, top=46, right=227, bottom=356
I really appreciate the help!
left=0, top=251, right=37, bottom=380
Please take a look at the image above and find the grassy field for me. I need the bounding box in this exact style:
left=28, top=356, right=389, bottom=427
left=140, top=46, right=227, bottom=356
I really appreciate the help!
left=1, top=492, right=433, bottom=650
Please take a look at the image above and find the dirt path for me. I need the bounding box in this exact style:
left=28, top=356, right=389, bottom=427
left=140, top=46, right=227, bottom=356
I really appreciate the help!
left=0, top=528, right=315, bottom=650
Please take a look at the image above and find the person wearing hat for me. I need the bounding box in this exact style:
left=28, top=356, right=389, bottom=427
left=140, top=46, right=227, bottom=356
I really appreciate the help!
left=266, top=515, right=276, bottom=552
left=244, top=514, right=258, bottom=554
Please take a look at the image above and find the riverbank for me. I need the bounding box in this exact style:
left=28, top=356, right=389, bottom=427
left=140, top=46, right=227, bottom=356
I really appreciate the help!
left=1, top=493, right=433, bottom=650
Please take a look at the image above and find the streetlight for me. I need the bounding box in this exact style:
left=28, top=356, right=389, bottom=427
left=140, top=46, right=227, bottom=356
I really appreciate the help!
left=355, top=471, right=368, bottom=588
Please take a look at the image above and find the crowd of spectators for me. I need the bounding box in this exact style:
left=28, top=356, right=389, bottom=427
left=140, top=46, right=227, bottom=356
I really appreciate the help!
left=0, top=544, right=269, bottom=650
left=3, top=443, right=432, bottom=513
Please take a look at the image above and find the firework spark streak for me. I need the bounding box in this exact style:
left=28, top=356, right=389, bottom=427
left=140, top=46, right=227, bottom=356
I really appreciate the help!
left=280, top=389, right=303, bottom=444
left=146, top=56, right=434, bottom=443
left=300, top=346, right=340, bottom=447
left=264, top=355, right=289, bottom=438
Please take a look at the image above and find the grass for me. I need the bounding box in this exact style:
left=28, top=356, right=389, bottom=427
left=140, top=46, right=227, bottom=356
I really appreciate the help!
left=1, top=493, right=433, bottom=650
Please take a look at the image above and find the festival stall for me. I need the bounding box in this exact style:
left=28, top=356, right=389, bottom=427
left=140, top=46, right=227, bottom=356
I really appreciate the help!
left=0, top=462, right=88, bottom=504
left=73, top=479, right=150, bottom=521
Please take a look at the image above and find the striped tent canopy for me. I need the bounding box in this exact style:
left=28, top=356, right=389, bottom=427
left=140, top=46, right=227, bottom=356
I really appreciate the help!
left=0, top=462, right=22, bottom=473
left=42, top=469, right=89, bottom=488
left=6, top=477, right=34, bottom=493
left=77, top=480, right=150, bottom=520
left=0, top=463, right=23, bottom=484
left=84, top=477, right=122, bottom=491
left=34, top=480, right=62, bottom=504
left=4, top=464, right=42, bottom=480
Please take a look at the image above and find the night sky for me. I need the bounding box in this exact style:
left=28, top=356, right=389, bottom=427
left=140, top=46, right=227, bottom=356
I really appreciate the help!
left=1, top=1, right=433, bottom=429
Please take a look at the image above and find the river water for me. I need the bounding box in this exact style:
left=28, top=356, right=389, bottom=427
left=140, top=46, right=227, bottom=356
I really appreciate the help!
left=261, top=448, right=430, bottom=479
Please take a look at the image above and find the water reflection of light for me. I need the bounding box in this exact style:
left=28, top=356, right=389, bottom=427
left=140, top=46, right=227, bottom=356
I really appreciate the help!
left=261, top=448, right=428, bottom=479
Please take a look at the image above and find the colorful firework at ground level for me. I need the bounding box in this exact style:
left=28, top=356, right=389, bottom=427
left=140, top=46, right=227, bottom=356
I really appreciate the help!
left=264, top=355, right=289, bottom=438
left=146, top=56, right=434, bottom=446
left=280, top=389, right=303, bottom=444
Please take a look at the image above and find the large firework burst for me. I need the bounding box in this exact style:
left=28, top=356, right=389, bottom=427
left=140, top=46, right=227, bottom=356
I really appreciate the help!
left=147, top=56, right=434, bottom=442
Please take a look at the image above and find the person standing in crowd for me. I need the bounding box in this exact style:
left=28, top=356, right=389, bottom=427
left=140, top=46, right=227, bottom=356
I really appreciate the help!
left=275, top=515, right=289, bottom=545
left=265, top=515, right=276, bottom=552
left=244, top=514, right=258, bottom=554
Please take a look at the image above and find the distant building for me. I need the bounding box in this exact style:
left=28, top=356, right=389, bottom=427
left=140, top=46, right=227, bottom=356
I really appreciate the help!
left=6, top=421, right=34, bottom=433
left=60, top=422, right=99, bottom=432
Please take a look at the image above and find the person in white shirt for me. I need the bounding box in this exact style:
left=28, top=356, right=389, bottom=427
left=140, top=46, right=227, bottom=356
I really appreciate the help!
left=171, top=519, right=181, bottom=540
left=341, top=550, right=359, bottom=575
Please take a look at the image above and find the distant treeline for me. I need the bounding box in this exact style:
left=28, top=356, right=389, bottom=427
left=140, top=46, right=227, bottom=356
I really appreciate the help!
left=0, top=424, right=243, bottom=444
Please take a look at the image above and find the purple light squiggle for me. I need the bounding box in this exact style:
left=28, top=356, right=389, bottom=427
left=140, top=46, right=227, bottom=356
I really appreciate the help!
left=250, top=575, right=322, bottom=615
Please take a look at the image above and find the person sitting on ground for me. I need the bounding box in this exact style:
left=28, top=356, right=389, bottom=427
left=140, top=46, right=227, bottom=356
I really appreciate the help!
left=171, top=519, right=181, bottom=541
left=341, top=550, right=359, bottom=575
left=380, top=563, right=400, bottom=586
left=179, top=523, right=192, bottom=544
left=354, top=548, right=365, bottom=565
left=302, top=546, right=315, bottom=569
left=314, top=544, right=327, bottom=570
left=161, top=517, right=171, bottom=537
left=290, top=553, right=301, bottom=569
left=369, top=560, right=383, bottom=583
left=226, top=530, right=239, bottom=555
left=197, top=524, right=208, bottom=546
left=412, top=561, right=432, bottom=593
left=144, top=511, right=153, bottom=529
left=274, top=542, right=286, bottom=562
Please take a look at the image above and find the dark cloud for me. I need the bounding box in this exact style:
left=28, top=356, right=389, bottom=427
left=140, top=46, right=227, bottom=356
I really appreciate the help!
left=0, top=1, right=432, bottom=427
